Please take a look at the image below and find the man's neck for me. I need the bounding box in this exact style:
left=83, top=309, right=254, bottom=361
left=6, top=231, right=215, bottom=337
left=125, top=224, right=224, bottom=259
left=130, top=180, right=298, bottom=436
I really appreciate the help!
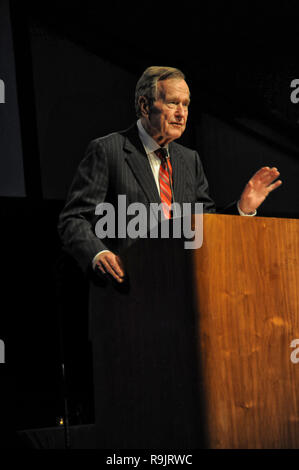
left=140, top=117, right=171, bottom=147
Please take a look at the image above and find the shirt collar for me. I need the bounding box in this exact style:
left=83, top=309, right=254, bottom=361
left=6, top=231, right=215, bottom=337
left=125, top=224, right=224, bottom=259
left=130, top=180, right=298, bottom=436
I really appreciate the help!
left=137, top=119, right=168, bottom=155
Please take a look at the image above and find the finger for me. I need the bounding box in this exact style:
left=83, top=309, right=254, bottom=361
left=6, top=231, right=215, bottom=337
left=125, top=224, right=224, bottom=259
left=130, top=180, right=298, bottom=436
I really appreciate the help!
left=267, top=179, right=282, bottom=193
left=252, top=168, right=280, bottom=186
left=101, top=258, right=124, bottom=283
left=107, top=256, right=125, bottom=278
left=254, top=166, right=271, bottom=176
left=253, top=166, right=278, bottom=176
left=263, top=170, right=281, bottom=186
left=260, top=174, right=280, bottom=187
left=265, top=167, right=280, bottom=177
left=109, top=262, right=125, bottom=279
left=116, top=256, right=125, bottom=274
left=96, top=261, right=106, bottom=275
left=250, top=168, right=271, bottom=183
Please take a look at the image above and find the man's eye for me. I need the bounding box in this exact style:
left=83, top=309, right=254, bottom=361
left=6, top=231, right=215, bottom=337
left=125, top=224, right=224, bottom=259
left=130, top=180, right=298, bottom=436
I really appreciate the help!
left=167, top=101, right=189, bottom=107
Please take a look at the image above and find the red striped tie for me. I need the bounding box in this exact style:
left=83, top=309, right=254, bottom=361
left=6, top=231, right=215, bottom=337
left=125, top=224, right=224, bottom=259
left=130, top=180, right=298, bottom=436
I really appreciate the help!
left=155, top=148, right=173, bottom=219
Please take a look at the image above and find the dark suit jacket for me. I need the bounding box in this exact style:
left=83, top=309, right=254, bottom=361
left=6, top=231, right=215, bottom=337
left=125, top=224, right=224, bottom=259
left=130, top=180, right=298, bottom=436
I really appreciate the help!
left=58, top=124, right=216, bottom=273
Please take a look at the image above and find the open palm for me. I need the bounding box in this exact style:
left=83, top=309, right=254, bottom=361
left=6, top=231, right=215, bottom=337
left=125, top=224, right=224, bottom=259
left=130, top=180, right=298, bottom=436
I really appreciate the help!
left=239, top=167, right=282, bottom=214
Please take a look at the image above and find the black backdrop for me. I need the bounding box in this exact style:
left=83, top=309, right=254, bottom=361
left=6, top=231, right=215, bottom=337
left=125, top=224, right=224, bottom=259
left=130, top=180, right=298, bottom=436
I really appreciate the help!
left=1, top=0, right=299, bottom=443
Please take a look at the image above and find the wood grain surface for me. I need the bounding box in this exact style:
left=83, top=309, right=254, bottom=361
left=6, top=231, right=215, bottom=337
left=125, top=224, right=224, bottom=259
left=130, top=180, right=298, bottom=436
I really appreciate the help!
left=193, top=214, right=299, bottom=448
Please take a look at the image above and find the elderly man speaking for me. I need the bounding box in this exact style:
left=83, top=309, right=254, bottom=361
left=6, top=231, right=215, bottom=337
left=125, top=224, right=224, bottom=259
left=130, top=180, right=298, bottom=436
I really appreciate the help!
left=58, top=66, right=282, bottom=449
left=58, top=65, right=281, bottom=282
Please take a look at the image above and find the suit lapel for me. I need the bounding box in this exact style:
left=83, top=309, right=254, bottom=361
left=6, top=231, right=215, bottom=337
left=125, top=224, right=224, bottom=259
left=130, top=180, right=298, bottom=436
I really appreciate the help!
left=123, top=125, right=161, bottom=204
left=169, top=142, right=186, bottom=204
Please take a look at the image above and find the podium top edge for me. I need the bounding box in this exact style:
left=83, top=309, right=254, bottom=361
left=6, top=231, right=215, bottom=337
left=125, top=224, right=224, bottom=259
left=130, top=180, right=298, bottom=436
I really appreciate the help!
left=201, top=213, right=299, bottom=223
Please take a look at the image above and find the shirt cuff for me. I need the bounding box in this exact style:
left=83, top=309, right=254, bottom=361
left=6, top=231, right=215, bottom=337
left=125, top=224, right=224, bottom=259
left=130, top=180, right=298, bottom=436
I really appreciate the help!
left=92, top=250, right=111, bottom=270
left=237, top=201, right=257, bottom=217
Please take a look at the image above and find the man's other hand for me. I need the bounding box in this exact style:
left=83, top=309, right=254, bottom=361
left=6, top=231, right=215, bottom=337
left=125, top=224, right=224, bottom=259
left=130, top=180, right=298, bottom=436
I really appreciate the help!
left=239, top=166, right=282, bottom=214
left=95, top=251, right=125, bottom=283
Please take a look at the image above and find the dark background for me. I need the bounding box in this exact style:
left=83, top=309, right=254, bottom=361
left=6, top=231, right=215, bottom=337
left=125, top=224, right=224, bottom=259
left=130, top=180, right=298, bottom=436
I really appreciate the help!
left=1, top=0, right=299, bottom=437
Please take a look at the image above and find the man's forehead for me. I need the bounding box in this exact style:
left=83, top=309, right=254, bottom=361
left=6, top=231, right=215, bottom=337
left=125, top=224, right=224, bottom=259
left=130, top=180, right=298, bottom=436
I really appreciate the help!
left=157, top=79, right=190, bottom=98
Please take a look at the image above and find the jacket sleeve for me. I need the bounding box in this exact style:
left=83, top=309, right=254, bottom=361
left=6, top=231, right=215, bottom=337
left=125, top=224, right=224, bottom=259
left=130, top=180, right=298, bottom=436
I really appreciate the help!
left=57, top=139, right=109, bottom=274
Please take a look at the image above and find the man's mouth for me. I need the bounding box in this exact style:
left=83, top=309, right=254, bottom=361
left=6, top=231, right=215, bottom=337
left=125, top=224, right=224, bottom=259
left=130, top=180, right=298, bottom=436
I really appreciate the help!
left=171, top=122, right=183, bottom=127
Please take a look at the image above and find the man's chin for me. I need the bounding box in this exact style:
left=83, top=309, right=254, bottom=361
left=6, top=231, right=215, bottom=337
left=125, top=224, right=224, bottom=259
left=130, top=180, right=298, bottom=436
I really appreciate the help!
left=158, top=128, right=185, bottom=145
left=169, top=128, right=184, bottom=140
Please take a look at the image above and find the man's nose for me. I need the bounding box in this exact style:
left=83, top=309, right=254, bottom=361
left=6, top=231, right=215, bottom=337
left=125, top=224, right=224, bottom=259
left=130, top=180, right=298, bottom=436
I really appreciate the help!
left=175, top=103, right=186, bottom=118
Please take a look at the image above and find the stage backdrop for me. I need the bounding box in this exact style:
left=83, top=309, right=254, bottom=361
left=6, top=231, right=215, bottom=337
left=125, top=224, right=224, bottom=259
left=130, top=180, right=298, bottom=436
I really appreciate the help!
left=30, top=26, right=137, bottom=200
left=0, top=0, right=25, bottom=197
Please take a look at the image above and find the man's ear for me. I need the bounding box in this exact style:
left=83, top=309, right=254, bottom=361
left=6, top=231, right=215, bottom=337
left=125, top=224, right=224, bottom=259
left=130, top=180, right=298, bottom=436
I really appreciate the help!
left=139, top=96, right=150, bottom=117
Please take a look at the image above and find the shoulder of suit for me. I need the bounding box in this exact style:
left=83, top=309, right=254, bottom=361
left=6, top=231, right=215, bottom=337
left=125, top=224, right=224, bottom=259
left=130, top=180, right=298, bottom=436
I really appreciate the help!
left=170, top=140, right=198, bottom=159
left=88, top=130, right=126, bottom=148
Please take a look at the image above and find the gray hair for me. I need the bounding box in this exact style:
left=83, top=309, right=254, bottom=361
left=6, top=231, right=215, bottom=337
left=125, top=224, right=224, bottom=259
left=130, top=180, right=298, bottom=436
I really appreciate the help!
left=135, top=66, right=186, bottom=118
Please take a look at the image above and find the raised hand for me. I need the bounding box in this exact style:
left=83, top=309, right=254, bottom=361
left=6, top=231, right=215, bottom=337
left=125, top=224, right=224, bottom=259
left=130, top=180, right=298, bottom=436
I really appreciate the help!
left=238, top=167, right=282, bottom=214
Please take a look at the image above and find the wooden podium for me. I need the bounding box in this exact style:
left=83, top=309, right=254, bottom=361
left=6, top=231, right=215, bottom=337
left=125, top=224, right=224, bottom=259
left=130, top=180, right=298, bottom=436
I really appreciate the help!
left=193, top=214, right=299, bottom=449
left=90, top=214, right=299, bottom=449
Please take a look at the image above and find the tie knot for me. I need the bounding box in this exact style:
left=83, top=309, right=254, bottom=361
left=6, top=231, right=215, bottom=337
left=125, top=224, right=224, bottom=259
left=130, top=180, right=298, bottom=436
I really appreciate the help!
left=155, top=148, right=168, bottom=167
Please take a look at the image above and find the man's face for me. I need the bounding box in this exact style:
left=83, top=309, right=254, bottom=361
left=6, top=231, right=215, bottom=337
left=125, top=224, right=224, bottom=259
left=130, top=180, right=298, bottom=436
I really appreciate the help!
left=141, top=78, right=190, bottom=146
